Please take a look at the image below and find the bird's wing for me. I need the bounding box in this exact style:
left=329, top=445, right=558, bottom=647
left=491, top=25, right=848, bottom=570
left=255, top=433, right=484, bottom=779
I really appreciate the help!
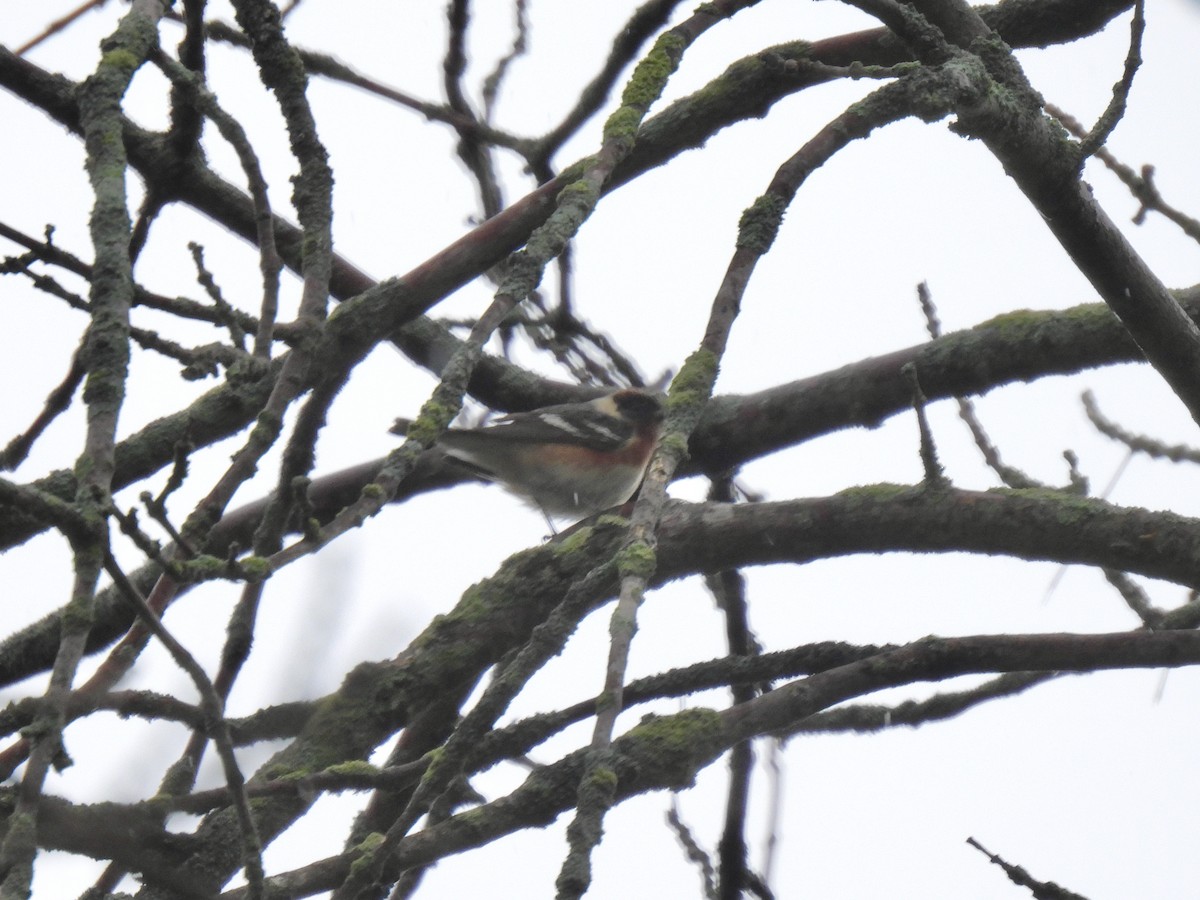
left=444, top=403, right=634, bottom=453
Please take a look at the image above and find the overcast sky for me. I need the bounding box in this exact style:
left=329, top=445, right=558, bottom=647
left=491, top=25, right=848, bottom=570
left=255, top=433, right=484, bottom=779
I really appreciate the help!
left=4, top=2, right=1200, bottom=897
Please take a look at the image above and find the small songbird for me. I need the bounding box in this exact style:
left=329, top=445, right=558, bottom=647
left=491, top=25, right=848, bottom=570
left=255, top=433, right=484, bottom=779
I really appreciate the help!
left=412, top=389, right=666, bottom=522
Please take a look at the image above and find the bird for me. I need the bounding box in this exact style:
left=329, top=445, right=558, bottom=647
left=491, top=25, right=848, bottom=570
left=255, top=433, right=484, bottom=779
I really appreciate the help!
left=400, top=388, right=666, bottom=523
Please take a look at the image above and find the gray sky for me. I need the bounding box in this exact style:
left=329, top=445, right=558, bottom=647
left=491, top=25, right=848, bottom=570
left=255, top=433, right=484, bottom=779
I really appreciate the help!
left=4, top=2, right=1200, bottom=897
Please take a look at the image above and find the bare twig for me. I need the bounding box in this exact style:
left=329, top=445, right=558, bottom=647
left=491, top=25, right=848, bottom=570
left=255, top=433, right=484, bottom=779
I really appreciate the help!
left=1076, top=0, right=1144, bottom=168
left=532, top=0, right=685, bottom=167
left=481, top=0, right=529, bottom=122
left=0, top=344, right=84, bottom=470
left=1083, top=390, right=1200, bottom=463
left=903, top=362, right=948, bottom=486
left=14, top=0, right=113, bottom=55
left=153, top=51, right=282, bottom=358
left=103, top=555, right=265, bottom=897
left=1103, top=569, right=1165, bottom=628
left=1048, top=104, right=1200, bottom=242
left=668, top=800, right=719, bottom=900
left=917, top=282, right=1041, bottom=489
left=967, top=837, right=1090, bottom=900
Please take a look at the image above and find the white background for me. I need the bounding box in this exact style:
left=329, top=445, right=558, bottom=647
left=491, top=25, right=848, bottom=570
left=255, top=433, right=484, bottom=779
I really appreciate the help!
left=4, top=1, right=1200, bottom=897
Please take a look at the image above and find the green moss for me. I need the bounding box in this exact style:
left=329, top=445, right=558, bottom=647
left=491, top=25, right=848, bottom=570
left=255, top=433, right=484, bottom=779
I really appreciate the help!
left=257, top=762, right=304, bottom=782
left=324, top=760, right=380, bottom=778
left=582, top=514, right=628, bottom=533
left=615, top=542, right=656, bottom=579
left=620, top=32, right=685, bottom=111
left=100, top=49, right=140, bottom=73
left=556, top=156, right=596, bottom=182
left=989, top=487, right=1095, bottom=525
left=265, top=767, right=311, bottom=783
left=551, top=525, right=597, bottom=558
left=406, top=398, right=458, bottom=445
left=834, top=483, right=912, bottom=505
left=294, top=691, right=388, bottom=772
left=360, top=482, right=385, bottom=501
left=623, top=708, right=724, bottom=788
left=601, top=30, right=686, bottom=149
left=417, top=748, right=454, bottom=792
left=736, top=194, right=788, bottom=254
left=444, top=804, right=489, bottom=836
left=631, top=708, right=721, bottom=744
left=585, top=765, right=618, bottom=792
left=576, top=761, right=619, bottom=811
left=557, top=178, right=601, bottom=210
left=658, top=433, right=689, bottom=461
left=672, top=349, right=719, bottom=393
left=347, top=832, right=385, bottom=876
left=687, top=54, right=765, bottom=111
left=250, top=409, right=283, bottom=446
left=602, top=106, right=643, bottom=147
left=449, top=583, right=497, bottom=623
left=179, top=554, right=226, bottom=581
left=238, top=555, right=272, bottom=582
left=669, top=349, right=720, bottom=410
left=1059, top=302, right=1114, bottom=324
left=977, top=308, right=1041, bottom=331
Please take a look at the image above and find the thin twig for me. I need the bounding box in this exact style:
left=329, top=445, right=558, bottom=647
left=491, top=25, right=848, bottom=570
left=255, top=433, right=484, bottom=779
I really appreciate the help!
left=902, top=362, right=947, bottom=486
left=532, top=0, right=686, bottom=167
left=917, top=282, right=1041, bottom=489
left=1047, top=105, right=1200, bottom=243
left=102, top=554, right=265, bottom=900
left=443, top=0, right=504, bottom=218
left=1103, top=570, right=1165, bottom=629
left=0, top=220, right=294, bottom=339
left=0, top=344, right=85, bottom=470
left=481, top=0, right=528, bottom=122
left=14, top=0, right=112, bottom=55
left=667, top=800, right=719, bottom=900
left=1083, top=390, right=1200, bottom=463
left=967, top=837, right=1090, bottom=900
left=153, top=50, right=282, bottom=358
left=1076, top=0, right=1144, bottom=168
